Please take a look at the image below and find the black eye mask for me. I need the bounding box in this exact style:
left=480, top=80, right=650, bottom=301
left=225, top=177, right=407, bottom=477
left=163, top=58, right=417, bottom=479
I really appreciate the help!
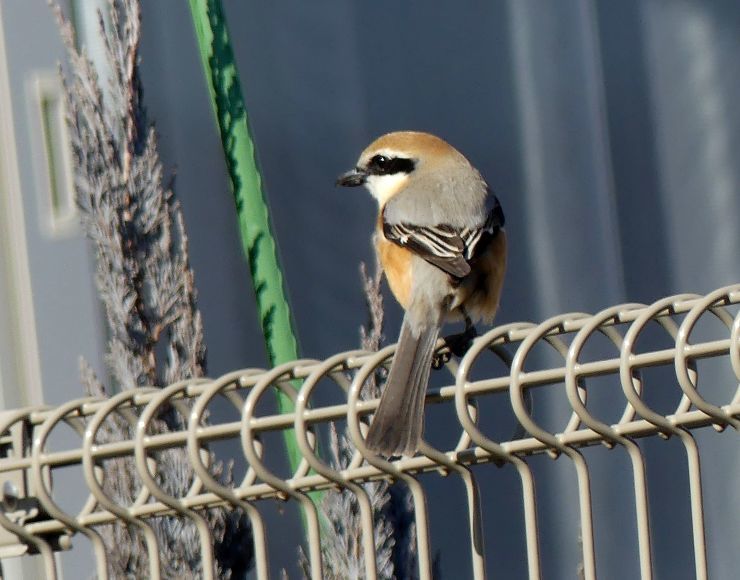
left=366, top=154, right=416, bottom=176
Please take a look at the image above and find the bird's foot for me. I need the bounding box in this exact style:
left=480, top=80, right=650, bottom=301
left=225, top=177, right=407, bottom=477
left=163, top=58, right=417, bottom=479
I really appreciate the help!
left=432, top=350, right=451, bottom=369
left=444, top=324, right=478, bottom=357
left=432, top=325, right=478, bottom=370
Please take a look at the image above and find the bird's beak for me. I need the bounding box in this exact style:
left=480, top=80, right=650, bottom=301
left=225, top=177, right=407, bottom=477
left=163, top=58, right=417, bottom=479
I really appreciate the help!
left=336, top=168, right=367, bottom=187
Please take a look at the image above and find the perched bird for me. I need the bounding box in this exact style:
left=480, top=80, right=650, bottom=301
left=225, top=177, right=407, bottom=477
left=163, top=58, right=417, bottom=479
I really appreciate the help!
left=337, top=131, right=507, bottom=456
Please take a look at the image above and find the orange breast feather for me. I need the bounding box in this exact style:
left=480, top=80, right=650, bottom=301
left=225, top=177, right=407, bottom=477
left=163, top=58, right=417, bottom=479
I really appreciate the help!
left=376, top=236, right=413, bottom=310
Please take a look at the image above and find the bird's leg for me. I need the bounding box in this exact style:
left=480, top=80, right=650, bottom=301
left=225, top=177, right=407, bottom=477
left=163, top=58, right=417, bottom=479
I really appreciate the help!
left=445, top=312, right=478, bottom=357
left=432, top=310, right=478, bottom=369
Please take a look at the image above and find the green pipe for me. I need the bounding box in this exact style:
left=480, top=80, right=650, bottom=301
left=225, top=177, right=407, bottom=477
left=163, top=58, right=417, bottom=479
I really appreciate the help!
left=187, top=0, right=303, bottom=473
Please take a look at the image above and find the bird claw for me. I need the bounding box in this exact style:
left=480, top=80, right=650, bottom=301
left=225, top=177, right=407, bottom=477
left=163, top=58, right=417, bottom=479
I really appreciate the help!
left=444, top=325, right=479, bottom=358
left=432, top=322, right=478, bottom=370
left=432, top=350, right=451, bottom=369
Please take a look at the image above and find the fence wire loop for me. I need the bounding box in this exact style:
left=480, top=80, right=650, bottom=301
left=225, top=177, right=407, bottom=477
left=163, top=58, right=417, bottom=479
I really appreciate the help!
left=0, top=285, right=738, bottom=579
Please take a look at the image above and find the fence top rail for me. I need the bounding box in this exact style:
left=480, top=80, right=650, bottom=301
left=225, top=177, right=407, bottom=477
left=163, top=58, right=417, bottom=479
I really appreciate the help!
left=5, top=286, right=740, bottom=421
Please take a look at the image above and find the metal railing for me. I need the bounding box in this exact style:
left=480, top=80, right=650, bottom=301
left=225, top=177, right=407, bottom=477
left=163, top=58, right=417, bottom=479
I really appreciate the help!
left=0, top=285, right=738, bottom=579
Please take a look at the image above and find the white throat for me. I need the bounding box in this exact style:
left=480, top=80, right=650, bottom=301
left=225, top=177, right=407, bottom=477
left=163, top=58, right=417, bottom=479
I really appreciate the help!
left=365, top=173, right=410, bottom=206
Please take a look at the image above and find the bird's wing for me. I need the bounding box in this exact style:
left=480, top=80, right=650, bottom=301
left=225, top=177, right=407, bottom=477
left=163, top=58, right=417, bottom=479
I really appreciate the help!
left=382, top=219, right=472, bottom=277
left=382, top=194, right=505, bottom=278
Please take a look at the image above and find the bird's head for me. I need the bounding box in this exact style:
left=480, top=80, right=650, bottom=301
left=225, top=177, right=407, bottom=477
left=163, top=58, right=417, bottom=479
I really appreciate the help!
left=336, top=131, right=471, bottom=206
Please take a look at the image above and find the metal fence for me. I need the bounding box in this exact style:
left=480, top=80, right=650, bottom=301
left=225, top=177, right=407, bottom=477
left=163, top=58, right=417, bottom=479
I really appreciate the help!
left=0, top=285, right=738, bottom=579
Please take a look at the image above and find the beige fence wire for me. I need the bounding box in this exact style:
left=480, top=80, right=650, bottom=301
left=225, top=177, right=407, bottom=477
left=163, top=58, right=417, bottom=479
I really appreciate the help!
left=0, top=285, right=738, bottom=579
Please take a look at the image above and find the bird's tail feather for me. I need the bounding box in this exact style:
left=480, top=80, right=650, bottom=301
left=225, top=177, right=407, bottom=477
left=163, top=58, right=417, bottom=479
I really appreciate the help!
left=365, top=318, right=440, bottom=456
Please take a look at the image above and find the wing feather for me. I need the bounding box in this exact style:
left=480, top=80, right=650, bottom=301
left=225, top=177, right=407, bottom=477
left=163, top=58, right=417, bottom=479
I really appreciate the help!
left=382, top=195, right=504, bottom=278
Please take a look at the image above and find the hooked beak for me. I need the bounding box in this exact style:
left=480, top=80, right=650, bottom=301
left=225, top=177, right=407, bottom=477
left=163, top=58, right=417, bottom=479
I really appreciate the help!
left=336, top=168, right=367, bottom=187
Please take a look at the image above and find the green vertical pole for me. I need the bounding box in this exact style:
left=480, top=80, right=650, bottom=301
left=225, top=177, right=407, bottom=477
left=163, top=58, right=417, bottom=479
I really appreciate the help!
left=187, top=0, right=303, bottom=472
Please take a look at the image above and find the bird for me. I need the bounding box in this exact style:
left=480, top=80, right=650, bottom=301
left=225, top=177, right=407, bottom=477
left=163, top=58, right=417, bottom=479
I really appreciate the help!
left=337, top=131, right=507, bottom=456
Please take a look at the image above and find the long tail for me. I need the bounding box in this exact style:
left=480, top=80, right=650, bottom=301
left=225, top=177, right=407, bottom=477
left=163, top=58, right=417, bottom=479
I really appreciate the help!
left=365, top=317, right=440, bottom=456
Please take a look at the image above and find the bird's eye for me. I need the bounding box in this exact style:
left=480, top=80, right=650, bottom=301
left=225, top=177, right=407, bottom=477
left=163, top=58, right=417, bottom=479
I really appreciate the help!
left=372, top=155, right=389, bottom=168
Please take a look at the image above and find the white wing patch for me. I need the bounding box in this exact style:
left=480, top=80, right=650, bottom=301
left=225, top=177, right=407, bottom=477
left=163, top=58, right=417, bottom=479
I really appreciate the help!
left=460, top=207, right=502, bottom=260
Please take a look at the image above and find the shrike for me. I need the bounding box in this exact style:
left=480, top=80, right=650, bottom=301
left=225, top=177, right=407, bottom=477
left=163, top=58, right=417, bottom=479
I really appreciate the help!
left=338, top=131, right=507, bottom=456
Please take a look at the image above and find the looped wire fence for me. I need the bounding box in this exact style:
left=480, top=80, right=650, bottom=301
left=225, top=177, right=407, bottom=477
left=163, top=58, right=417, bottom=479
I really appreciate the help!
left=0, top=285, right=738, bottom=579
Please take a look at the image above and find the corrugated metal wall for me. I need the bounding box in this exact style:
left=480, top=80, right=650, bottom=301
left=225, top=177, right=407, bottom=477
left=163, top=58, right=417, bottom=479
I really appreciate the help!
left=1, top=1, right=737, bottom=577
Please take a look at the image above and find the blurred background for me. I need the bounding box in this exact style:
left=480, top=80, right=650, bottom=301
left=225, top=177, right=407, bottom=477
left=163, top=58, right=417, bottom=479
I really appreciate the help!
left=0, top=0, right=738, bottom=578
